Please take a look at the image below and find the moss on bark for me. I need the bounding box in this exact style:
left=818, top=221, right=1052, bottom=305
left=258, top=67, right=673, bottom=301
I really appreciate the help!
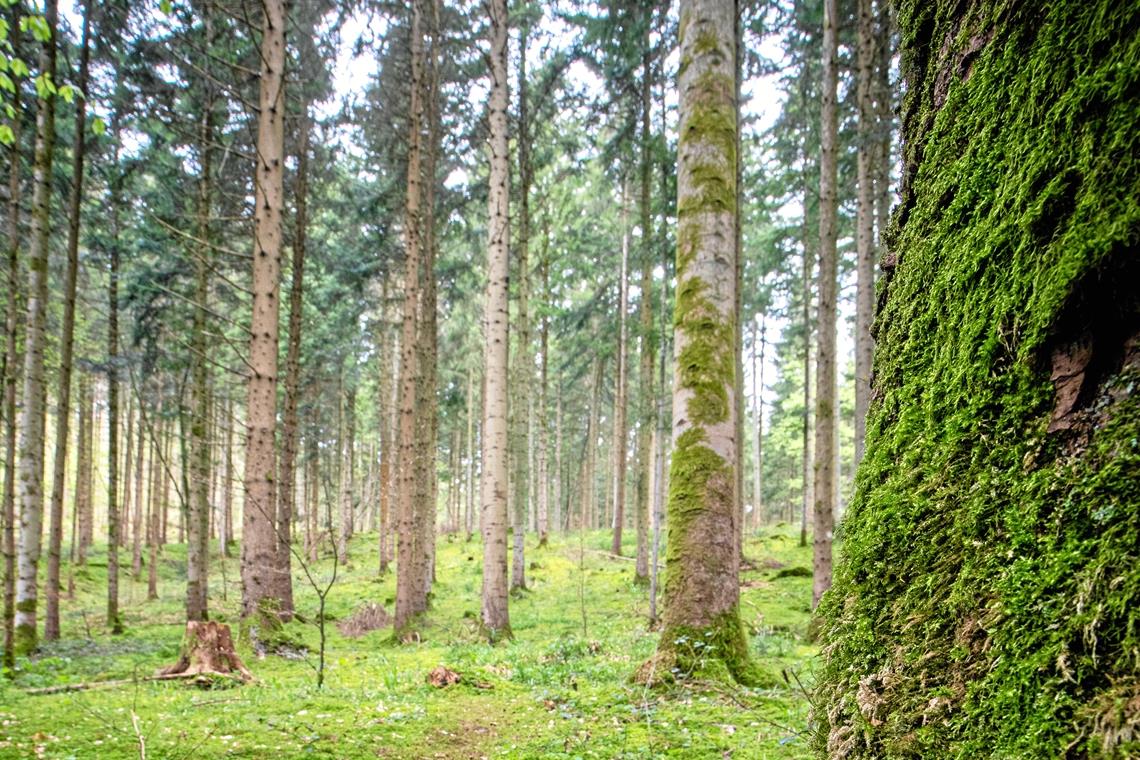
left=815, top=1, right=1140, bottom=757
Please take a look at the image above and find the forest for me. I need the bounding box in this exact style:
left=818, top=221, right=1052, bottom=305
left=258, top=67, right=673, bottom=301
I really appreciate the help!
left=0, top=0, right=1136, bottom=757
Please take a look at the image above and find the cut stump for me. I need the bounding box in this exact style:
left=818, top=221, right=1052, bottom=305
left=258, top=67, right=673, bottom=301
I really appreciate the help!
left=159, top=621, right=253, bottom=682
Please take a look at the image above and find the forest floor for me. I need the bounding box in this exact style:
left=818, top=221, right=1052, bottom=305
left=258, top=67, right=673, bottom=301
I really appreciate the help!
left=1, top=526, right=817, bottom=759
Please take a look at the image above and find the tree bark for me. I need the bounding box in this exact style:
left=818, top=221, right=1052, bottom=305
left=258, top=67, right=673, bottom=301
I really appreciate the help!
left=610, top=182, right=630, bottom=556
left=338, top=382, right=355, bottom=564
left=187, top=4, right=217, bottom=622
left=633, top=36, right=654, bottom=582
left=241, top=0, right=288, bottom=620
left=510, top=19, right=533, bottom=591
left=1, top=6, right=21, bottom=665
left=853, top=0, right=875, bottom=471
left=15, top=0, right=60, bottom=653
left=643, top=0, right=755, bottom=686
left=480, top=0, right=511, bottom=638
left=377, top=287, right=392, bottom=572
left=395, top=0, right=428, bottom=632
left=44, top=0, right=92, bottom=641
left=812, top=0, right=839, bottom=611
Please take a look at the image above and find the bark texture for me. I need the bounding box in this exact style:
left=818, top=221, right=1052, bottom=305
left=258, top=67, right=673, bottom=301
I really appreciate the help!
left=811, top=0, right=839, bottom=611
left=480, top=0, right=511, bottom=638
left=642, top=0, right=756, bottom=686
left=241, top=0, right=289, bottom=620
left=815, top=1, right=1140, bottom=755
left=14, top=0, right=59, bottom=654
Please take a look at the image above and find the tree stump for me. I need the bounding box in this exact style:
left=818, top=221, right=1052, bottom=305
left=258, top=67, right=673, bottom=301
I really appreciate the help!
left=159, top=621, right=253, bottom=682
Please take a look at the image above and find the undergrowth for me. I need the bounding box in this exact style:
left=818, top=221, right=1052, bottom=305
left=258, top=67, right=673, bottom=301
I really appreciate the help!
left=1, top=526, right=816, bottom=758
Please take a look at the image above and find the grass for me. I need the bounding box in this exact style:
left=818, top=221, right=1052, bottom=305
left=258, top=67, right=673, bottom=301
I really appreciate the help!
left=1, top=525, right=817, bottom=758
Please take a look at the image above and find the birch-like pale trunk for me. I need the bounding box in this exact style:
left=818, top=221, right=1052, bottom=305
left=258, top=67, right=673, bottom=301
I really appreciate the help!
left=15, top=0, right=59, bottom=654
left=481, top=0, right=511, bottom=637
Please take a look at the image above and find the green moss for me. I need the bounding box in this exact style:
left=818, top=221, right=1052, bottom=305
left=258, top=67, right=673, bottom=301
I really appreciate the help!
left=648, top=609, right=777, bottom=688
left=815, top=0, right=1140, bottom=757
left=673, top=277, right=734, bottom=426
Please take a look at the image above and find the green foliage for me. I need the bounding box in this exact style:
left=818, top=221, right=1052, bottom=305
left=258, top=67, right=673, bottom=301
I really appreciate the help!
left=815, top=1, right=1140, bottom=756
left=1, top=530, right=819, bottom=758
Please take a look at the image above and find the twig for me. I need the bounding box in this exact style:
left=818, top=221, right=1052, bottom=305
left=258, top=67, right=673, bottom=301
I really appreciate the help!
left=131, top=710, right=146, bottom=759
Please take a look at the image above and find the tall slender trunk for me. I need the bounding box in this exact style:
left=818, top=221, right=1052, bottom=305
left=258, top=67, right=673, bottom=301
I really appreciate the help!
left=305, top=432, right=319, bottom=563
left=15, top=0, right=59, bottom=653
left=510, top=19, right=532, bottom=590
left=1, top=10, right=21, bottom=663
left=553, top=378, right=562, bottom=533
left=221, top=394, right=233, bottom=557
left=131, top=398, right=146, bottom=579
left=610, top=182, right=630, bottom=556
left=463, top=365, right=474, bottom=539
left=146, top=424, right=159, bottom=600
left=186, top=2, right=217, bottom=624
left=106, top=111, right=124, bottom=636
left=853, top=0, right=875, bottom=470
left=634, top=36, right=654, bottom=581
left=874, top=0, right=892, bottom=252
left=278, top=6, right=315, bottom=617
left=812, top=0, right=839, bottom=610
left=73, top=376, right=93, bottom=566
left=481, top=0, right=511, bottom=638
left=377, top=290, right=392, bottom=572
left=338, top=383, right=355, bottom=563
left=395, top=0, right=427, bottom=632
left=800, top=190, right=814, bottom=548
left=752, top=317, right=766, bottom=527
left=44, top=0, right=92, bottom=641
left=536, top=249, right=549, bottom=546
left=580, top=357, right=603, bottom=531
left=241, top=0, right=288, bottom=619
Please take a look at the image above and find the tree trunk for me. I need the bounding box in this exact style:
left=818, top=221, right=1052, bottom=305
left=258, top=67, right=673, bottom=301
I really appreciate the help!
left=221, top=394, right=233, bottom=558
left=338, top=382, right=355, bottom=564
left=159, top=621, right=252, bottom=682
left=480, top=0, right=511, bottom=638
left=73, top=375, right=93, bottom=566
left=146, top=426, right=159, bottom=601
left=536, top=251, right=550, bottom=546
left=510, top=19, right=532, bottom=591
left=634, top=37, right=654, bottom=581
left=853, top=0, right=875, bottom=471
left=752, top=317, right=766, bottom=528
left=553, top=377, right=563, bottom=534
left=187, top=2, right=217, bottom=624
left=241, top=0, right=288, bottom=621
left=642, top=0, right=756, bottom=686
left=464, top=365, right=475, bottom=539
left=377, top=291, right=392, bottom=571
left=812, top=0, right=839, bottom=611
left=1, top=9, right=21, bottom=665
left=610, top=181, right=630, bottom=556
left=44, top=0, right=92, bottom=642
left=14, top=0, right=59, bottom=655
left=131, top=399, right=146, bottom=580
left=395, top=0, right=427, bottom=633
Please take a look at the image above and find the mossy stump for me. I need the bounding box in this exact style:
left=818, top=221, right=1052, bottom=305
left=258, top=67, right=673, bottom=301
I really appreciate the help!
left=159, top=621, right=252, bottom=683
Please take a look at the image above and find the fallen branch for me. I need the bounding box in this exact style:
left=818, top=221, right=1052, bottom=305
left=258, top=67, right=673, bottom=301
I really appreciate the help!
left=582, top=549, right=664, bottom=569
left=24, top=671, right=247, bottom=696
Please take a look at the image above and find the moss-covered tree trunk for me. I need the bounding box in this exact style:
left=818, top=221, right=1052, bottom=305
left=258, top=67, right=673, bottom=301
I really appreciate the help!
left=817, top=1, right=1140, bottom=756
left=639, top=0, right=757, bottom=687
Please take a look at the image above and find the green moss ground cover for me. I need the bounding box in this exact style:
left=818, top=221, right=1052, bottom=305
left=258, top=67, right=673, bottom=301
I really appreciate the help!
left=1, top=527, right=816, bottom=758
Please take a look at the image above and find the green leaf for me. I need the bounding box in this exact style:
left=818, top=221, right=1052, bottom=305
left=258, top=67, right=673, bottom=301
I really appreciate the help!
left=0, top=124, right=12, bottom=145
left=0, top=72, right=12, bottom=93
left=57, top=83, right=73, bottom=103
left=10, top=57, right=27, bottom=77
left=160, top=0, right=173, bottom=14
left=91, top=116, right=105, bottom=136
